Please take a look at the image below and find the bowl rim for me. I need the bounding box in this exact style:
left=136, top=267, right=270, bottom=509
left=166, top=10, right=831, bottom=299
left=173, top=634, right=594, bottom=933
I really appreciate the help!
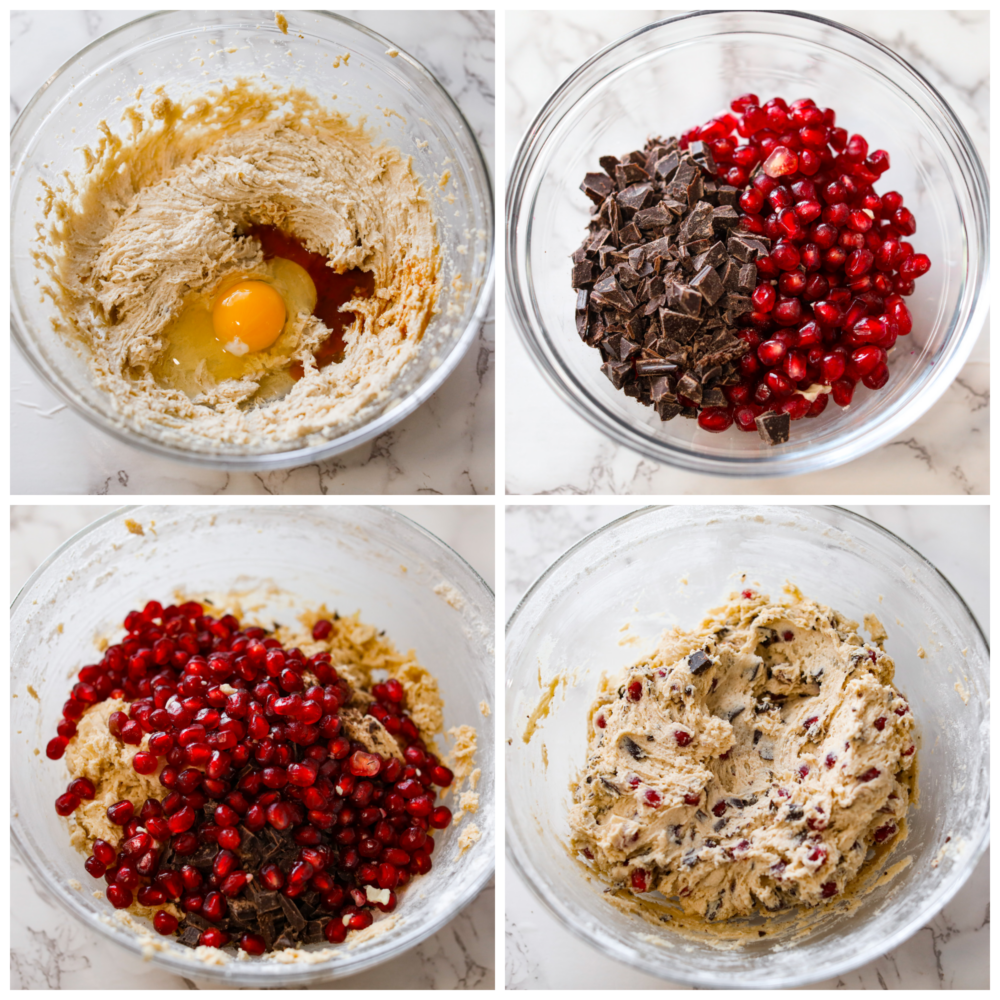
left=10, top=10, right=495, bottom=471
left=505, top=9, right=990, bottom=479
left=504, top=503, right=990, bottom=988
left=12, top=503, right=496, bottom=985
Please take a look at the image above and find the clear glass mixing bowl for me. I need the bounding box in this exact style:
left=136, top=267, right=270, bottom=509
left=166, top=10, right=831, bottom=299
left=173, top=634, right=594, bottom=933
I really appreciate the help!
left=12, top=505, right=495, bottom=986
left=506, top=11, right=989, bottom=477
left=11, top=11, right=494, bottom=469
left=505, top=505, right=988, bottom=988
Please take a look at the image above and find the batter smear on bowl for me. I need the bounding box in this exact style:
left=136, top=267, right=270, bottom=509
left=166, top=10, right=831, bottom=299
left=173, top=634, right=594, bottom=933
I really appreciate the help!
left=37, top=81, right=440, bottom=452
left=570, top=588, right=916, bottom=923
left=47, top=598, right=474, bottom=958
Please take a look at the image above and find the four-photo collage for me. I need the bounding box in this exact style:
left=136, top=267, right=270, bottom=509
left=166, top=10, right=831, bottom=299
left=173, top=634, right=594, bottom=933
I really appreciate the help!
left=10, top=8, right=989, bottom=991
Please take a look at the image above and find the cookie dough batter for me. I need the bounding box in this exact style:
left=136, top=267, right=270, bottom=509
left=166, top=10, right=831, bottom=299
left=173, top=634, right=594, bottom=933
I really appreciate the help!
left=569, top=588, right=916, bottom=922
left=38, top=81, right=439, bottom=452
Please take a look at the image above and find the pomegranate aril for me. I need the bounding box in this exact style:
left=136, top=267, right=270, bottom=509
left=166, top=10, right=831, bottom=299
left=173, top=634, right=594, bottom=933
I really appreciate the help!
left=107, top=800, right=135, bottom=826
left=150, top=910, right=178, bottom=936
left=697, top=407, right=733, bottom=433
left=107, top=884, right=133, bottom=909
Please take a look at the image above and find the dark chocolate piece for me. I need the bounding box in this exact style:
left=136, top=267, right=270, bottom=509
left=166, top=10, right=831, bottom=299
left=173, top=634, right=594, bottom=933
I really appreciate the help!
left=581, top=172, right=614, bottom=204
left=688, top=649, right=712, bottom=674
left=737, top=263, right=757, bottom=294
left=178, top=925, right=202, bottom=947
left=690, top=265, right=724, bottom=307
left=571, top=260, right=595, bottom=288
left=755, top=411, right=790, bottom=445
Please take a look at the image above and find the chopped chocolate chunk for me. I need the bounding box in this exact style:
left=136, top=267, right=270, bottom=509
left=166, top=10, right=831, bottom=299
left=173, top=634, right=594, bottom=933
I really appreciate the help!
left=755, top=410, right=790, bottom=445
left=178, top=925, right=202, bottom=947
left=303, top=920, right=326, bottom=945
left=228, top=895, right=259, bottom=926
left=679, top=202, right=715, bottom=244
left=635, top=359, right=678, bottom=377
left=600, top=360, right=633, bottom=389
left=599, top=154, right=620, bottom=176
left=617, top=182, right=657, bottom=213
left=687, top=140, right=716, bottom=175
left=676, top=371, right=703, bottom=404
left=615, top=162, right=650, bottom=188
left=688, top=649, right=712, bottom=674
left=581, top=172, right=614, bottom=204
left=186, top=842, right=218, bottom=869
left=274, top=931, right=297, bottom=950
left=658, top=307, right=700, bottom=340
left=701, top=386, right=727, bottom=407
left=277, top=892, right=307, bottom=932
left=621, top=736, right=646, bottom=761
left=726, top=234, right=757, bottom=263
left=571, top=260, right=595, bottom=288
left=690, top=265, right=724, bottom=306
left=619, top=221, right=642, bottom=245
left=711, top=205, right=740, bottom=231
left=692, top=241, right=727, bottom=271
left=715, top=184, right=739, bottom=206
left=737, top=263, right=757, bottom=294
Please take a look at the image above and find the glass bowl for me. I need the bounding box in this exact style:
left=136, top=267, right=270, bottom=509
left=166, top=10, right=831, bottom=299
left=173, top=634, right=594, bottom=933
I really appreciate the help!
left=11, top=11, right=494, bottom=469
left=506, top=11, right=989, bottom=477
left=505, top=505, right=988, bottom=988
left=12, top=505, right=495, bottom=986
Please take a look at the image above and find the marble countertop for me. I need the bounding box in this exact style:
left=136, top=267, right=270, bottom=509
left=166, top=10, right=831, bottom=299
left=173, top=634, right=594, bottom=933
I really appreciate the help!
left=505, top=11, right=989, bottom=495
left=505, top=504, right=989, bottom=989
left=11, top=10, right=495, bottom=495
left=11, top=504, right=495, bottom=989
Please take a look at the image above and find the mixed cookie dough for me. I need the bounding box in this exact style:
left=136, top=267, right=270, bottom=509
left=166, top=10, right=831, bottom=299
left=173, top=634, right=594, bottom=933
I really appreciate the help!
left=38, top=81, right=440, bottom=452
left=570, top=587, right=916, bottom=923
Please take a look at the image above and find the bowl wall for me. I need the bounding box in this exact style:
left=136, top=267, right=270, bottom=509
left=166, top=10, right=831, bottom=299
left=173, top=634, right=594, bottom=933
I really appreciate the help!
left=12, top=505, right=495, bottom=985
left=505, top=505, right=988, bottom=987
left=507, top=11, right=988, bottom=475
left=11, top=10, right=494, bottom=468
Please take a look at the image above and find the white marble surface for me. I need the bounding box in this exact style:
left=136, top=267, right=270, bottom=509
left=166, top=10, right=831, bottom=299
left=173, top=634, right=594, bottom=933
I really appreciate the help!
left=505, top=504, right=989, bottom=989
left=505, top=11, right=989, bottom=495
left=10, top=504, right=495, bottom=989
left=11, top=10, right=495, bottom=495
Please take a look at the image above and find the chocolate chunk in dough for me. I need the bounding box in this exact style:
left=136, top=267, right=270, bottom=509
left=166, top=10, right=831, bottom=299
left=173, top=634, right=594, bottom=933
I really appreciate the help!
left=688, top=649, right=712, bottom=674
left=755, top=410, right=790, bottom=445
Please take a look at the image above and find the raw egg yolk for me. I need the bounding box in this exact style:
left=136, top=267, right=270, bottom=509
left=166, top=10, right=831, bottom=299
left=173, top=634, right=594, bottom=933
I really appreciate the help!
left=212, top=280, right=286, bottom=354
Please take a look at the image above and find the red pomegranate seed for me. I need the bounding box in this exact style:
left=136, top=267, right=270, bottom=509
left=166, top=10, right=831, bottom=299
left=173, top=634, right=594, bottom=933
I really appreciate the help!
left=84, top=855, right=106, bottom=878
left=349, top=751, right=382, bottom=777
left=199, top=928, right=230, bottom=948
left=674, top=731, right=692, bottom=747
left=107, top=884, right=133, bottom=909
left=132, top=751, right=158, bottom=775
left=153, top=910, right=178, bottom=935
left=858, top=767, right=881, bottom=782
left=429, top=806, right=453, bottom=829
left=46, top=737, right=69, bottom=760
left=697, top=407, right=734, bottom=433
left=202, top=890, right=227, bottom=922
left=107, top=800, right=134, bottom=825
left=762, top=145, right=797, bottom=177
left=629, top=869, right=649, bottom=893
left=68, top=777, right=96, bottom=799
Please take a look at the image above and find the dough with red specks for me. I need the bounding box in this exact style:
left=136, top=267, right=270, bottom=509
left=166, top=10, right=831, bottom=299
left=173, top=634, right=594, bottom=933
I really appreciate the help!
left=569, top=588, right=917, bottom=923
